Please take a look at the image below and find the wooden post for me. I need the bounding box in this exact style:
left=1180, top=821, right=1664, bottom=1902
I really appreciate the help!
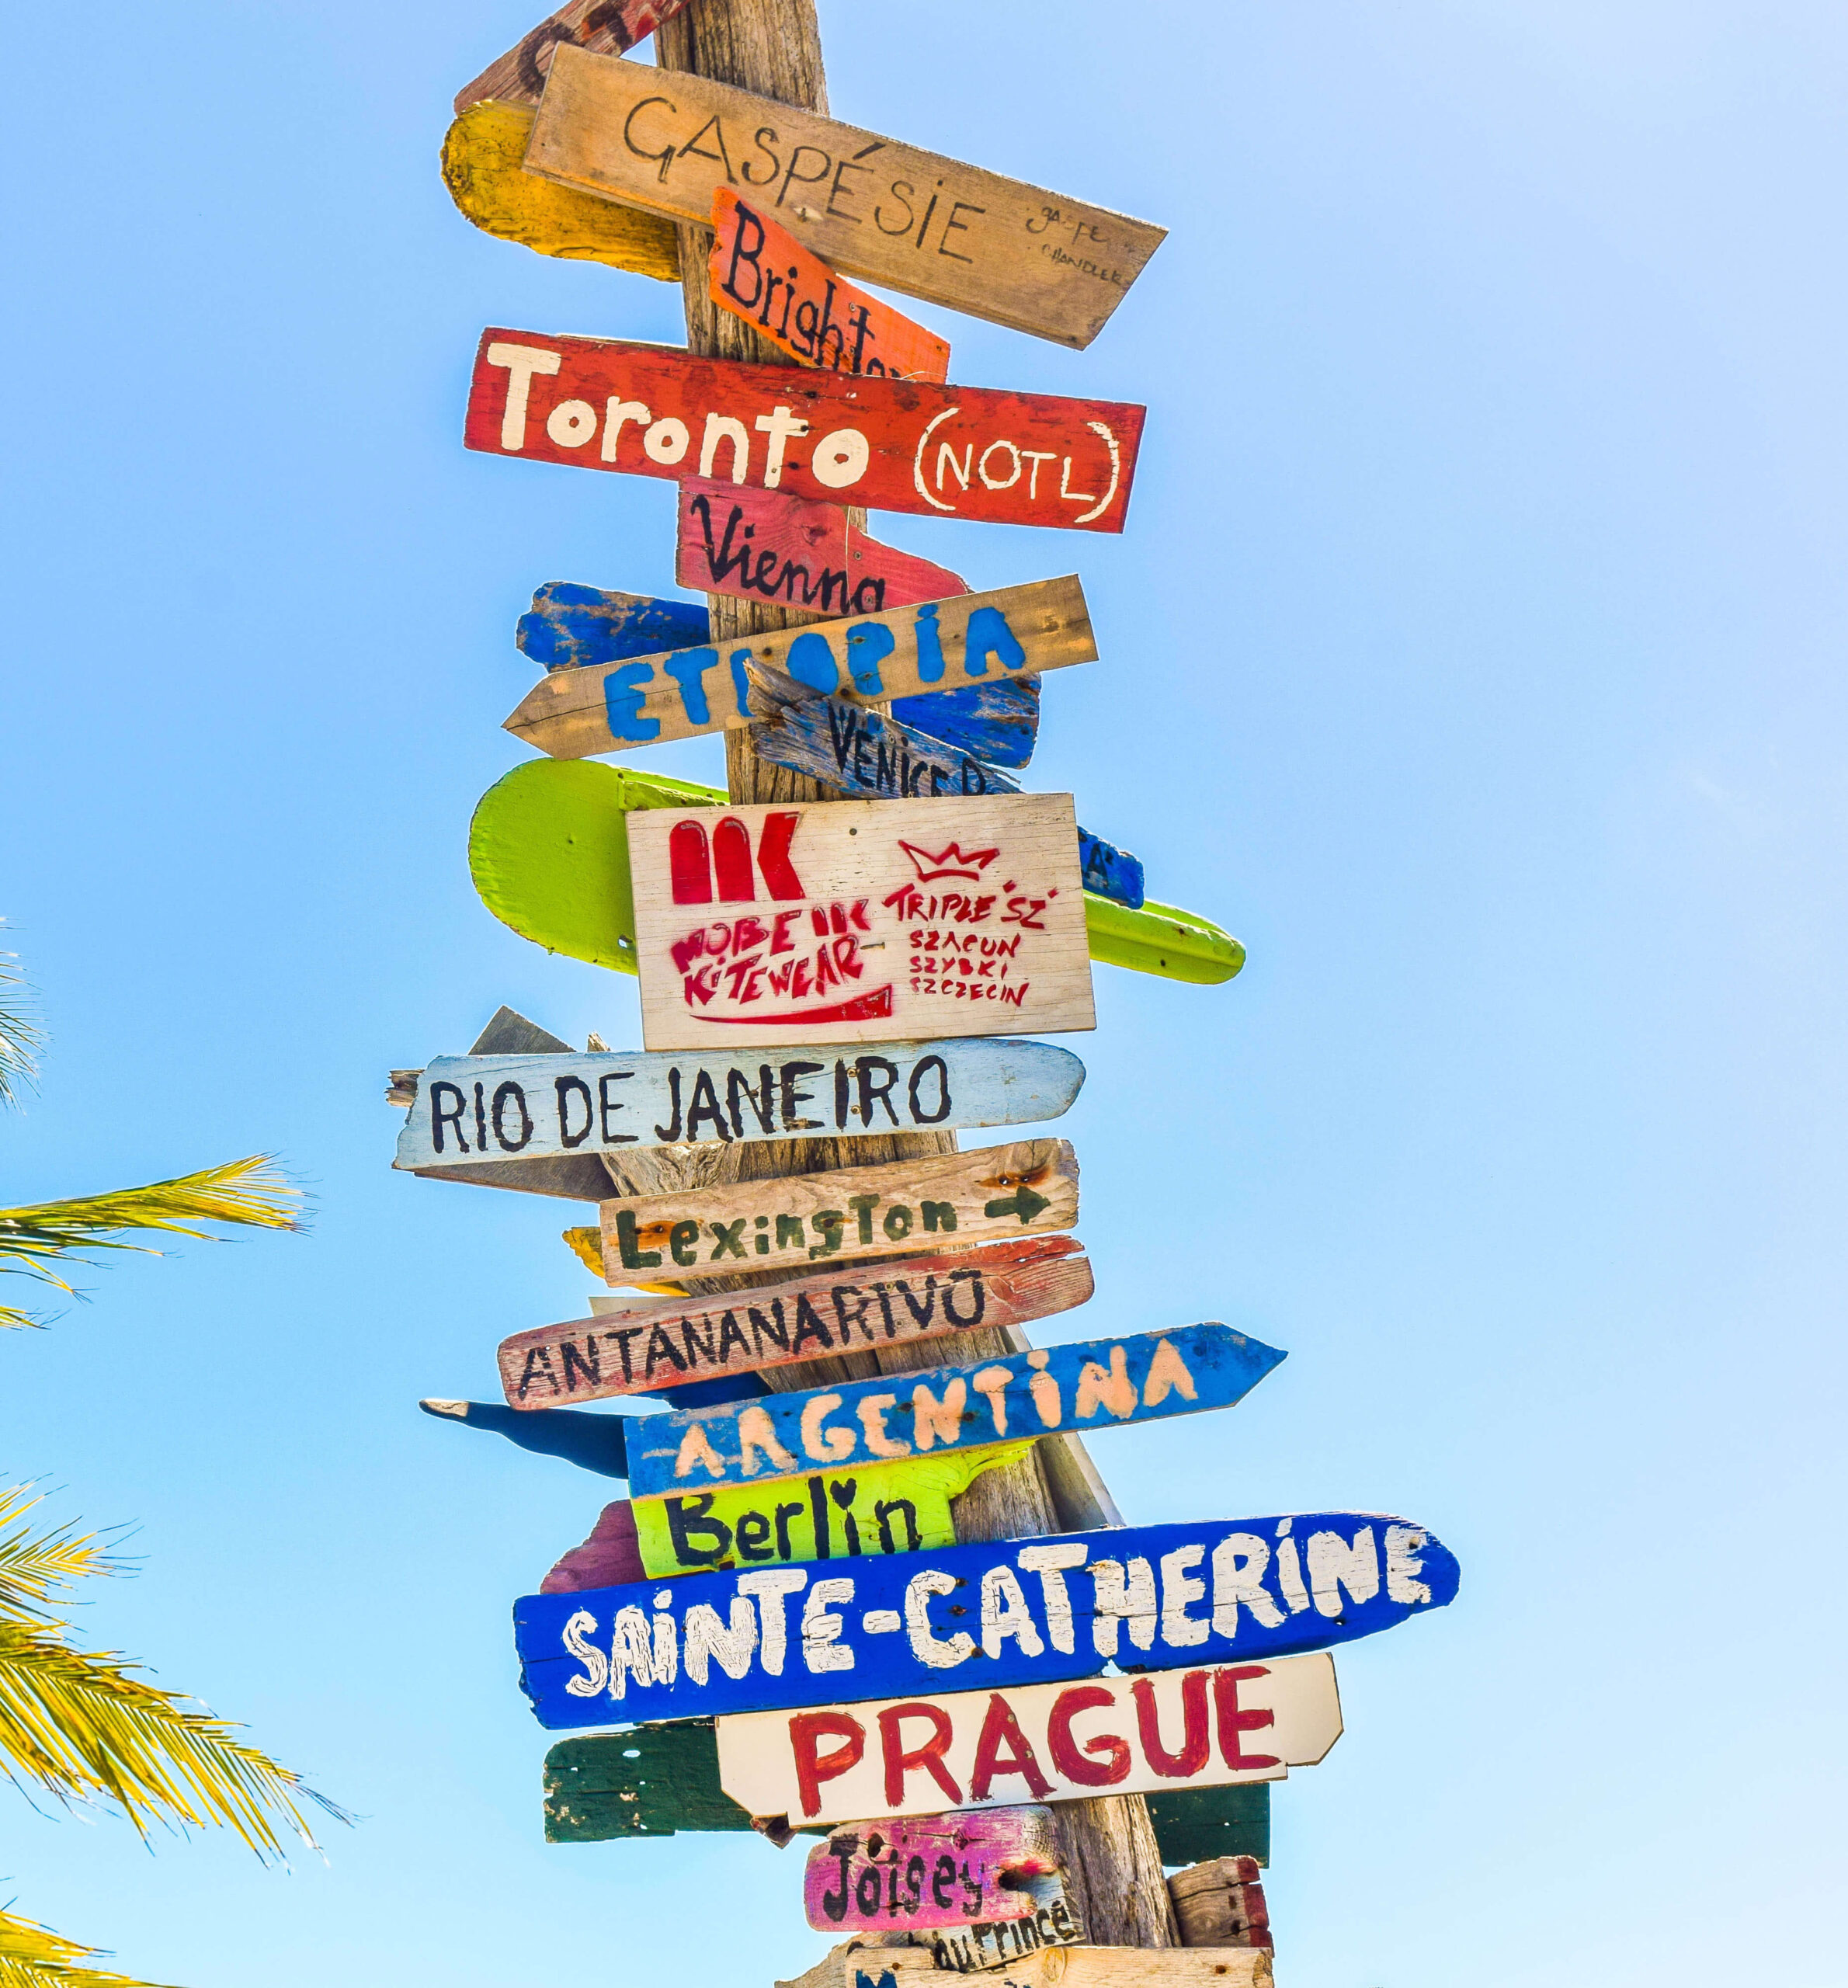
left=654, top=1, right=1177, bottom=1948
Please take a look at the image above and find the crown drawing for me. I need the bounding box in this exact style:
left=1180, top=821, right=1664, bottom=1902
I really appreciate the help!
left=898, top=838, right=1002, bottom=884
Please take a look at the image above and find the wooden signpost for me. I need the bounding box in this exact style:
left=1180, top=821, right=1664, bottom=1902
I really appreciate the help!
left=394, top=1039, right=1086, bottom=1172
left=676, top=483, right=973, bottom=631
left=596, top=1138, right=1079, bottom=1287
left=628, top=794, right=1095, bottom=1049
left=442, top=99, right=679, bottom=278
left=541, top=1727, right=1270, bottom=1859
left=1167, top=1858, right=1271, bottom=1953
left=498, top=1236, right=1094, bottom=1406
left=512, top=1513, right=1458, bottom=1727
left=454, top=0, right=697, bottom=113
left=465, top=332, right=1145, bottom=531
left=714, top=1655, right=1343, bottom=1825
left=520, top=569, right=1040, bottom=766
left=633, top=1447, right=1030, bottom=1576
left=804, top=1805, right=1064, bottom=1931
left=523, top=46, right=1166, bottom=348
left=624, top=1324, right=1286, bottom=1498
left=501, top=575, right=1092, bottom=756
left=710, top=190, right=952, bottom=382
left=842, top=1949, right=1274, bottom=1988
left=467, top=757, right=1246, bottom=985
left=742, top=685, right=1145, bottom=909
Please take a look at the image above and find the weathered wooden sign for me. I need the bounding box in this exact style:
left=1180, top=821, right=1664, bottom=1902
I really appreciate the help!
left=513, top=1512, right=1458, bottom=1727
left=846, top=1948, right=1273, bottom=1988
left=541, top=1728, right=1271, bottom=1856
left=524, top=47, right=1165, bottom=349
left=518, top=582, right=710, bottom=670
left=710, top=190, right=951, bottom=382
left=743, top=684, right=1145, bottom=909
left=624, top=1323, right=1285, bottom=1498
left=465, top=332, right=1145, bottom=530
left=628, top=795, right=1095, bottom=1050
left=394, top=1038, right=1085, bottom=1172
left=805, top=1804, right=1062, bottom=1931
left=931, top=1899, right=1086, bottom=1975
left=520, top=569, right=1040, bottom=767
left=500, top=1236, right=1094, bottom=1405
left=544, top=1498, right=645, bottom=1594
left=469, top=758, right=1245, bottom=985
left=676, top=481, right=971, bottom=628
left=634, top=1447, right=1028, bottom=1577
left=442, top=99, right=679, bottom=277
left=716, top=1655, right=1343, bottom=1825
left=454, top=0, right=693, bottom=113
left=501, top=575, right=1092, bottom=758
left=597, top=1138, right=1078, bottom=1286
left=1168, top=1857, right=1271, bottom=1952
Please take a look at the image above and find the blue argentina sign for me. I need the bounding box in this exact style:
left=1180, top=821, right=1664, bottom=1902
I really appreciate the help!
left=625, top=1323, right=1285, bottom=1499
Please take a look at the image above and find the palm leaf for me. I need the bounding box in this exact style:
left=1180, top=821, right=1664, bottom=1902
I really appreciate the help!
left=0, top=1158, right=304, bottom=1329
left=0, top=1489, right=122, bottom=1626
left=0, top=949, right=42, bottom=1111
left=0, top=1621, right=349, bottom=1858
left=0, top=1905, right=175, bottom=1988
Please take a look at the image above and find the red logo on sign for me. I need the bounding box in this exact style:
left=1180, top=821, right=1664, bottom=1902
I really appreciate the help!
left=670, top=813, right=805, bottom=904
left=898, top=839, right=1000, bottom=885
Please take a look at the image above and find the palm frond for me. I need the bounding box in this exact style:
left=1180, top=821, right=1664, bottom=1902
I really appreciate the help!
left=0, top=948, right=43, bottom=1111
left=0, top=1159, right=304, bottom=1328
left=0, top=1621, right=350, bottom=1859
left=0, top=1489, right=123, bottom=1626
left=0, top=1904, right=177, bottom=1988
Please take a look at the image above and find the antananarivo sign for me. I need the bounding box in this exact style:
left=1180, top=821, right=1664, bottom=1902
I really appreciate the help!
left=498, top=1236, right=1094, bottom=1406
left=627, top=796, right=1096, bottom=1051
left=513, top=1513, right=1459, bottom=1727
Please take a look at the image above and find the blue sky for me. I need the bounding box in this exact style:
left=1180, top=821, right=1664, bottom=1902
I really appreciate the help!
left=5, top=2, right=1846, bottom=1983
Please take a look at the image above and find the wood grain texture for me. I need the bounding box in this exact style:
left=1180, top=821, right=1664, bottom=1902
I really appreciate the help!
left=502, top=575, right=1093, bottom=757
left=465, top=331, right=1145, bottom=531
left=634, top=1445, right=1029, bottom=1576
left=804, top=1805, right=1063, bottom=1931
left=709, top=189, right=951, bottom=381
left=408, top=1006, right=613, bottom=1200
left=596, top=1138, right=1079, bottom=1286
left=537, top=1726, right=1269, bottom=1858
left=526, top=45, right=1165, bottom=348
left=515, top=1516, right=1453, bottom=1727
left=454, top=0, right=696, bottom=113
left=542, top=1719, right=763, bottom=1840
left=630, top=794, right=1095, bottom=1049
left=650, top=0, right=1170, bottom=1947
left=467, top=757, right=1236, bottom=989
left=626, top=1324, right=1286, bottom=1496
left=543, top=1497, right=646, bottom=1592
left=676, top=481, right=968, bottom=623
left=396, top=1039, right=1086, bottom=1171
left=441, top=99, right=679, bottom=276
left=857, top=1949, right=1273, bottom=1988
left=1166, top=1861, right=1271, bottom=1952
left=519, top=580, right=710, bottom=669
left=500, top=1236, right=1093, bottom=1403
left=713, top=1656, right=1342, bottom=1824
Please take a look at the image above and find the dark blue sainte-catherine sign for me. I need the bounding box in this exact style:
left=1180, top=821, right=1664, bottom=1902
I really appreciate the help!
left=514, top=1513, right=1461, bottom=1730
